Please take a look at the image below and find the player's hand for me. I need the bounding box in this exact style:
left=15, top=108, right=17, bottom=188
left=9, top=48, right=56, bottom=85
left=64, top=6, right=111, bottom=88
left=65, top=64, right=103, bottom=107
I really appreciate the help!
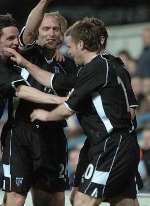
left=3, top=48, right=27, bottom=66
left=30, top=109, right=50, bottom=122
left=54, top=49, right=65, bottom=62
left=70, top=187, right=79, bottom=205
left=56, top=96, right=68, bottom=104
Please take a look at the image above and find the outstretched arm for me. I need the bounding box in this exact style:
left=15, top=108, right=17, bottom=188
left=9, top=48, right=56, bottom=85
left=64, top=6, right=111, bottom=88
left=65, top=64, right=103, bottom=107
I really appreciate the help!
left=5, top=48, right=53, bottom=87
left=23, top=0, right=54, bottom=45
left=16, top=85, right=67, bottom=104
left=23, top=60, right=53, bottom=88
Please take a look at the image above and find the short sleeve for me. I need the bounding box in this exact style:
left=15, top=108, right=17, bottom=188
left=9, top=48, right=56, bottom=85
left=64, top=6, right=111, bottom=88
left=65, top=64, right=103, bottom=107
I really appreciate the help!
left=111, top=56, right=138, bottom=109
left=66, top=56, right=108, bottom=111
left=123, top=69, right=138, bottom=108
left=50, top=57, right=77, bottom=95
left=51, top=73, right=76, bottom=93
left=0, top=61, right=30, bottom=97
left=19, top=26, right=36, bottom=51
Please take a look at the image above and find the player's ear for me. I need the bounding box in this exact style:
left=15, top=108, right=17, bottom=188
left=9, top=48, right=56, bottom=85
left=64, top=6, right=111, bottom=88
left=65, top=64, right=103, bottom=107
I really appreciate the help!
left=77, top=40, right=84, bottom=50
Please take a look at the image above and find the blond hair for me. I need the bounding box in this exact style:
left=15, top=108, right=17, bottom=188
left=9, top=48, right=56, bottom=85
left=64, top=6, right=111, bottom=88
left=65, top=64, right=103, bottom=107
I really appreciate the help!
left=44, top=11, right=68, bottom=34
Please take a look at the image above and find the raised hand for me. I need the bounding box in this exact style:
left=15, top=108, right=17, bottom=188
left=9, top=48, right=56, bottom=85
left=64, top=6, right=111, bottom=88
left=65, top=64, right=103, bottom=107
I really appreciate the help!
left=54, top=49, right=65, bottom=62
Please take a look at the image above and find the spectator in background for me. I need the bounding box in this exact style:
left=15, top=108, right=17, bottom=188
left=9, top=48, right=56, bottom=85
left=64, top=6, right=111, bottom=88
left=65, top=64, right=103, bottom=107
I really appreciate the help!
left=118, top=50, right=137, bottom=76
left=141, top=127, right=150, bottom=191
left=131, top=75, right=144, bottom=106
left=137, top=27, right=150, bottom=77
left=142, top=127, right=150, bottom=150
left=139, top=92, right=150, bottom=114
left=142, top=77, right=150, bottom=95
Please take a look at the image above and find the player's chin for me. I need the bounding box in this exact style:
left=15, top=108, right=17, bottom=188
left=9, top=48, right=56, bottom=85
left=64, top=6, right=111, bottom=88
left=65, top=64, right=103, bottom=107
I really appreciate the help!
left=46, top=43, right=57, bottom=49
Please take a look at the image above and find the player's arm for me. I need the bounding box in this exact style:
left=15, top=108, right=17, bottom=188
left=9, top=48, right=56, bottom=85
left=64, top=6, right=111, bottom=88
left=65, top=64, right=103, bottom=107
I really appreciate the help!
left=5, top=48, right=52, bottom=87
left=16, top=85, right=67, bottom=104
left=5, top=48, right=76, bottom=91
left=23, top=61, right=52, bottom=88
left=30, top=59, right=106, bottom=122
left=22, top=0, right=54, bottom=45
left=0, top=62, right=66, bottom=105
left=31, top=103, right=73, bottom=122
left=123, top=69, right=138, bottom=120
left=0, top=58, right=65, bottom=105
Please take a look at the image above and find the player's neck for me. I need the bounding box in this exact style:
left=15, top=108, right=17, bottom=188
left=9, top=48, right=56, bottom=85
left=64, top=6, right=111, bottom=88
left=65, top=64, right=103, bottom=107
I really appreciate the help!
left=83, top=51, right=98, bottom=65
left=44, top=48, right=55, bottom=60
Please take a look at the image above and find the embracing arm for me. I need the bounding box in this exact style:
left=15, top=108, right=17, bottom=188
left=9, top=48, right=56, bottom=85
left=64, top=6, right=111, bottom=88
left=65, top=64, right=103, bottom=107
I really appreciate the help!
left=5, top=48, right=53, bottom=87
left=23, top=0, right=54, bottom=45
left=30, top=103, right=74, bottom=122
left=24, top=60, right=53, bottom=87
left=16, top=85, right=67, bottom=104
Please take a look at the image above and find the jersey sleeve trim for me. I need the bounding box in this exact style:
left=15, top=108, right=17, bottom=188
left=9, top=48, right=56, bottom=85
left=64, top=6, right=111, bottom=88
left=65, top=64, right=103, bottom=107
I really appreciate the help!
left=50, top=73, right=58, bottom=95
left=11, top=79, right=30, bottom=90
left=64, top=102, right=75, bottom=112
left=50, top=73, right=55, bottom=90
left=129, top=105, right=139, bottom=108
left=100, top=55, right=109, bottom=87
left=19, top=26, right=36, bottom=51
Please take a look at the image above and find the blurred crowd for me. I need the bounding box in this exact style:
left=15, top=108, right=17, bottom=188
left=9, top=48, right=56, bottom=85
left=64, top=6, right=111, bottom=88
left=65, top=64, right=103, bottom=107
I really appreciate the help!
left=66, top=26, right=150, bottom=192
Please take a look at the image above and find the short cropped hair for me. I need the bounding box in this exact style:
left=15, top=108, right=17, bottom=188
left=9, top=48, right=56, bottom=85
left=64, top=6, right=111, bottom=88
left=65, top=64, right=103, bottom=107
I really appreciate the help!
left=0, top=14, right=17, bottom=36
left=65, top=21, right=101, bottom=52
